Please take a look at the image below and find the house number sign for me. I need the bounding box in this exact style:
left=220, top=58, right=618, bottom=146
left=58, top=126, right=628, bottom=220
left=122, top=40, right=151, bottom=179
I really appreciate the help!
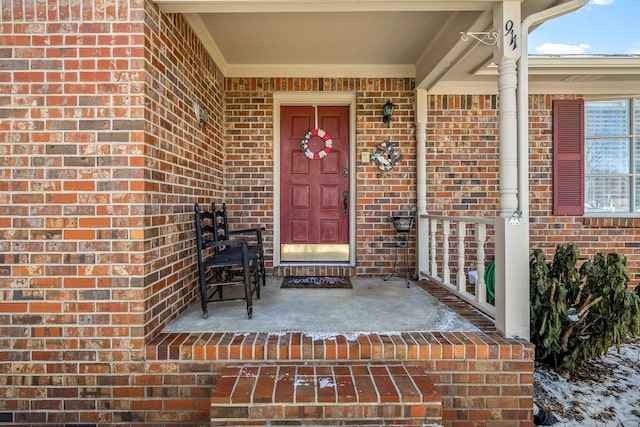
left=493, top=1, right=521, bottom=61
left=505, top=20, right=517, bottom=51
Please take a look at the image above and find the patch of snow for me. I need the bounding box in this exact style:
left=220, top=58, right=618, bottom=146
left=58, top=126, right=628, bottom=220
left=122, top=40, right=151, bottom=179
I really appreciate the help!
left=535, top=338, right=640, bottom=426
left=238, top=367, right=253, bottom=377
left=300, top=331, right=402, bottom=341
left=436, top=310, right=457, bottom=330
left=318, top=377, right=335, bottom=388
left=293, top=378, right=312, bottom=388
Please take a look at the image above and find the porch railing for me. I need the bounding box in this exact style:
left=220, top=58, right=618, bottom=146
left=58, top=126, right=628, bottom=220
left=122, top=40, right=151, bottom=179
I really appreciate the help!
left=418, top=214, right=496, bottom=319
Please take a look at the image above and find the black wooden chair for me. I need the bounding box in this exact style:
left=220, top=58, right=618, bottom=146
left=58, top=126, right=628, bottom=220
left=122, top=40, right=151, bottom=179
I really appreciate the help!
left=211, top=202, right=266, bottom=289
left=194, top=203, right=264, bottom=319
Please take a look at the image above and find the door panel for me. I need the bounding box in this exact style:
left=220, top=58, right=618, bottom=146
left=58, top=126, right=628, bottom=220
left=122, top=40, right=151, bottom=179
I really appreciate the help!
left=280, top=105, right=350, bottom=262
left=290, top=220, right=309, bottom=242
left=320, top=150, right=340, bottom=174
left=320, top=220, right=340, bottom=243
left=320, top=185, right=340, bottom=209
left=291, top=185, right=310, bottom=208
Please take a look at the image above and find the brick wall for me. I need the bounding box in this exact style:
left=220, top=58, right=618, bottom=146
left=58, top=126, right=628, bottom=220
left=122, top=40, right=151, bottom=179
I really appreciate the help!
left=427, top=95, right=500, bottom=216
left=0, top=0, right=223, bottom=423
left=142, top=2, right=226, bottom=339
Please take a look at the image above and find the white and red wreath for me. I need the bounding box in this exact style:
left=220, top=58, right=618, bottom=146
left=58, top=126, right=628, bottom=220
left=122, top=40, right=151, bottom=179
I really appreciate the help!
left=301, top=128, right=333, bottom=159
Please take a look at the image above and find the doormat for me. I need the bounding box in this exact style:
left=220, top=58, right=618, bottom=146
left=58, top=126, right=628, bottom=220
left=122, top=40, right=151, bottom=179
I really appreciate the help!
left=280, top=276, right=352, bottom=289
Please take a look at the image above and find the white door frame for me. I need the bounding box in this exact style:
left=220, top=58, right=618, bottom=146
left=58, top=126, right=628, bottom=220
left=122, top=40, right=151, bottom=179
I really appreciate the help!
left=273, top=91, right=357, bottom=267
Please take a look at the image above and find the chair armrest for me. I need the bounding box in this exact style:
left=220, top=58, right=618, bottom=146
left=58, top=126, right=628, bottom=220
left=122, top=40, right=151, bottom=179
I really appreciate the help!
left=229, top=227, right=265, bottom=244
left=203, top=237, right=249, bottom=249
left=229, top=226, right=266, bottom=235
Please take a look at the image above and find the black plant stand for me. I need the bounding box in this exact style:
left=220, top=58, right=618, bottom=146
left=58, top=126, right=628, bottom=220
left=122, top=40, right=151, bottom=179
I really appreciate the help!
left=383, top=215, right=414, bottom=288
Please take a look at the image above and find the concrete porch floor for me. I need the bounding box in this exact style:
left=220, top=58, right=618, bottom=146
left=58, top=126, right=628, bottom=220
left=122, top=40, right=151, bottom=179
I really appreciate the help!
left=163, top=277, right=481, bottom=335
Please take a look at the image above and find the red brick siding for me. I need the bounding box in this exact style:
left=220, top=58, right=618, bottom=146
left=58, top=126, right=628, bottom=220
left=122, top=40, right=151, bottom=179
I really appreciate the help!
left=142, top=3, right=226, bottom=338
left=2, top=0, right=146, bottom=423
left=427, top=94, right=500, bottom=216
left=1, top=0, right=223, bottom=424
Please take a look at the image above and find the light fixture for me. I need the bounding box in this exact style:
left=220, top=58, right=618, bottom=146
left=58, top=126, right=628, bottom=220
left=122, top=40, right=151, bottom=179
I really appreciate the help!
left=391, top=214, right=414, bottom=232
left=195, top=103, right=209, bottom=128
left=382, top=100, right=395, bottom=127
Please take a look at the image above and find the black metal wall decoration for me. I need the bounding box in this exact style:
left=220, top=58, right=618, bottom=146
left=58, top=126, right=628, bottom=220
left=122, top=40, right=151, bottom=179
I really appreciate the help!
left=370, top=140, right=402, bottom=172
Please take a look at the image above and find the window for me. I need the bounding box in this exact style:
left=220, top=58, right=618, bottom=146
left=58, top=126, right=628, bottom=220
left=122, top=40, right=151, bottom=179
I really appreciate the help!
left=585, top=98, right=639, bottom=214
left=552, top=98, right=640, bottom=216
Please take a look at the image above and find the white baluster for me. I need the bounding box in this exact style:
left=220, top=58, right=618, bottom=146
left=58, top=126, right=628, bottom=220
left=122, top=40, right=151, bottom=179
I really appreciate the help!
left=442, top=220, right=450, bottom=285
left=457, top=221, right=466, bottom=293
left=476, top=223, right=487, bottom=304
left=430, top=218, right=438, bottom=279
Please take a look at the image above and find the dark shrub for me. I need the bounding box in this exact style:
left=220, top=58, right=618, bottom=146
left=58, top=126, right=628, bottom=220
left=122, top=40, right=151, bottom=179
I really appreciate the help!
left=530, top=243, right=640, bottom=372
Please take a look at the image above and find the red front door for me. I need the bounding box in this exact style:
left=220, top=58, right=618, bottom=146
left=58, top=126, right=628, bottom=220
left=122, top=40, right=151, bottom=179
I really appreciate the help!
left=280, top=105, right=350, bottom=262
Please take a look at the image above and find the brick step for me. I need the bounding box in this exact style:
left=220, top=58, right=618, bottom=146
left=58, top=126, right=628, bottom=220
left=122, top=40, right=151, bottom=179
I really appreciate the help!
left=272, top=265, right=355, bottom=277
left=210, top=363, right=442, bottom=426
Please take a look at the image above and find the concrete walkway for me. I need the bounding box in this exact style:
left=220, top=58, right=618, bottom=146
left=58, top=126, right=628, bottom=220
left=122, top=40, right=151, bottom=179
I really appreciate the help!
left=162, top=277, right=479, bottom=335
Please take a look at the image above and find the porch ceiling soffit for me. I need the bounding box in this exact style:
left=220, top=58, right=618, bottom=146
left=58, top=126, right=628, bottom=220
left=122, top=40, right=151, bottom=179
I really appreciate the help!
left=153, top=0, right=587, bottom=88
left=154, top=0, right=495, bottom=80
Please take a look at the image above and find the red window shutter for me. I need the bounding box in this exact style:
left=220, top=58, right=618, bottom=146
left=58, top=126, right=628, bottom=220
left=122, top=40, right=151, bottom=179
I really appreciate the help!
left=553, top=99, right=585, bottom=215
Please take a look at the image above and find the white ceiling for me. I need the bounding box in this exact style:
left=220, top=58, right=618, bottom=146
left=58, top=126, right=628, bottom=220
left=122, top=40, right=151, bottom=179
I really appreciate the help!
left=199, top=11, right=451, bottom=65
left=154, top=0, right=640, bottom=94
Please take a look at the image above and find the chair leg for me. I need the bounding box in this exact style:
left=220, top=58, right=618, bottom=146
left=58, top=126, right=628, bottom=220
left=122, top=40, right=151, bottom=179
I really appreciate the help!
left=259, top=254, right=266, bottom=286
left=199, top=275, right=208, bottom=319
left=254, top=260, right=261, bottom=300
left=242, top=250, right=253, bottom=319
left=245, top=278, right=253, bottom=319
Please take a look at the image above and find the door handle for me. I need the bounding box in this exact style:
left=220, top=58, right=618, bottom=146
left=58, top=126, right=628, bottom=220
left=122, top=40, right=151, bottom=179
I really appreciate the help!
left=342, top=191, right=349, bottom=216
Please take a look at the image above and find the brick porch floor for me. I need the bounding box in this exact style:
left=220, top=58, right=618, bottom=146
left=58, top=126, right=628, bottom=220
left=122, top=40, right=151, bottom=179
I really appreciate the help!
left=145, top=279, right=534, bottom=426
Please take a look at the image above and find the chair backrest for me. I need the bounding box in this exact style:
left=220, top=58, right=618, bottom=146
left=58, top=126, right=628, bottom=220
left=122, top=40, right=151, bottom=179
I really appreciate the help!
left=194, top=203, right=215, bottom=283
left=194, top=202, right=213, bottom=244
left=211, top=203, right=230, bottom=254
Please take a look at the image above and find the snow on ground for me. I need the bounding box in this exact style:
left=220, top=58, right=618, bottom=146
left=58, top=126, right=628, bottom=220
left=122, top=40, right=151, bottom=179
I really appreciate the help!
left=534, top=338, right=640, bottom=426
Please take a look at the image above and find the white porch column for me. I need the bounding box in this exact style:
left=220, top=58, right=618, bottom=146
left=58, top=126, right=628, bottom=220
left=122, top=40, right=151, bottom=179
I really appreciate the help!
left=497, top=57, right=519, bottom=216
left=493, top=0, right=530, bottom=339
left=415, top=89, right=429, bottom=276
left=494, top=2, right=520, bottom=217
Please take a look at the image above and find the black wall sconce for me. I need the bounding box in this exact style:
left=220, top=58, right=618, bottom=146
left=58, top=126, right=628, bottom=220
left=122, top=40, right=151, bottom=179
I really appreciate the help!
left=382, top=100, right=395, bottom=127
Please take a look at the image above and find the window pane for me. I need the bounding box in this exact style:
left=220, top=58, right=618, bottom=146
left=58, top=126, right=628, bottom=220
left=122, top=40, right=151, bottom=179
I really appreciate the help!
left=637, top=177, right=640, bottom=212
left=585, top=177, right=630, bottom=213
left=636, top=99, right=640, bottom=135
left=637, top=138, right=640, bottom=174
left=586, top=138, right=630, bottom=174
left=636, top=177, right=640, bottom=212
left=585, top=100, right=630, bottom=137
